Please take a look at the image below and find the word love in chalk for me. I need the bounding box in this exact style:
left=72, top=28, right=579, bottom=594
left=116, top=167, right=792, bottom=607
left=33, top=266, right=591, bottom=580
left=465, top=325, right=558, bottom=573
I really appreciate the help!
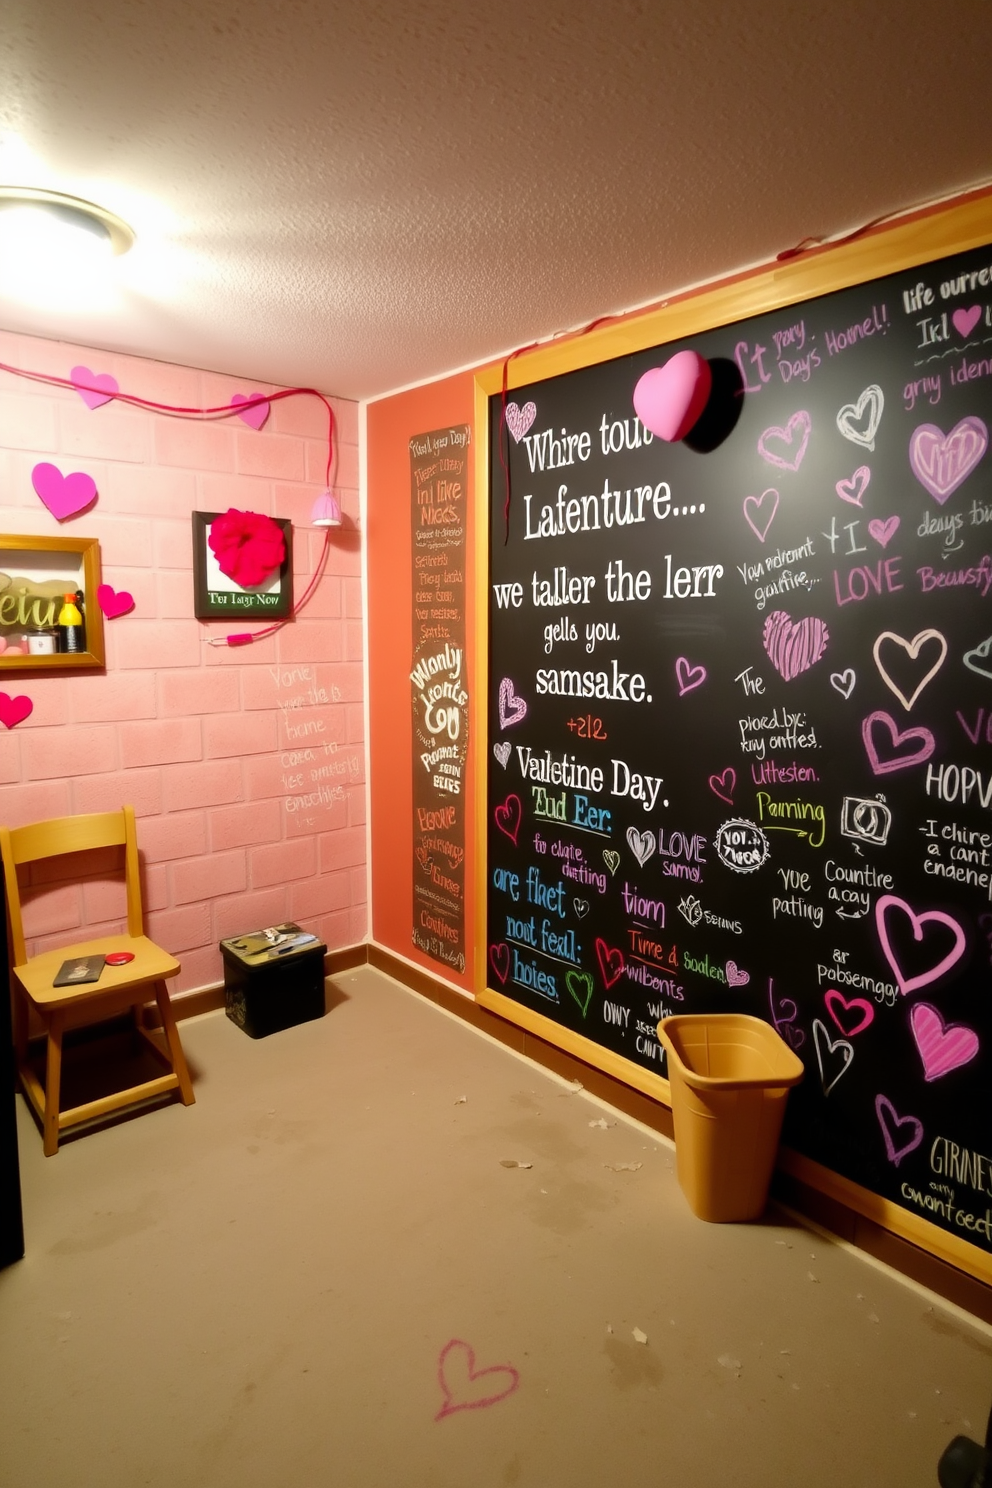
left=909, top=416, right=988, bottom=504
left=875, top=894, right=966, bottom=995
left=434, top=1339, right=520, bottom=1420
left=762, top=610, right=829, bottom=681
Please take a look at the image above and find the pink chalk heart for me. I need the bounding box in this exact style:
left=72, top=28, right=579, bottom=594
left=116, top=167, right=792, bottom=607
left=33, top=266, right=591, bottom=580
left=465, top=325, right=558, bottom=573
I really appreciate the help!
left=0, top=693, right=32, bottom=729
left=910, top=1002, right=979, bottom=1082
left=762, top=610, right=829, bottom=681
left=909, top=417, right=988, bottom=503
left=708, top=767, right=735, bottom=805
left=875, top=894, right=966, bottom=996
left=675, top=656, right=706, bottom=696
left=504, top=401, right=537, bottom=443
left=230, top=393, right=270, bottom=430
left=835, top=465, right=870, bottom=506
left=875, top=1094, right=923, bottom=1168
left=769, top=984, right=804, bottom=1050
left=435, top=1339, right=519, bottom=1421
left=595, top=938, right=624, bottom=990
left=498, top=677, right=527, bottom=729
left=70, top=365, right=119, bottom=409
left=494, top=794, right=522, bottom=845
left=824, top=988, right=874, bottom=1038
left=952, top=305, right=982, bottom=339
left=633, top=351, right=711, bottom=443
left=868, top=515, right=899, bottom=548
left=31, top=462, right=98, bottom=521
left=488, top=944, right=510, bottom=985
left=97, top=584, right=135, bottom=620
left=742, top=488, right=779, bottom=543
left=725, top=960, right=749, bottom=987
left=861, top=710, right=935, bottom=776
left=757, top=411, right=811, bottom=471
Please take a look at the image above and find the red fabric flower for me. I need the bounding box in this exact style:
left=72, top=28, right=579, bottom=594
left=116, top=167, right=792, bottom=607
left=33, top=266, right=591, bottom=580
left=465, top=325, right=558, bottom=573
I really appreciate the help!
left=208, top=509, right=286, bottom=588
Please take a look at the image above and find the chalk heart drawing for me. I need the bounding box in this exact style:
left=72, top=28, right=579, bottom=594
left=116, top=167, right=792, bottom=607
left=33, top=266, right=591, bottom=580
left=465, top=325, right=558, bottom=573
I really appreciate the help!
left=97, top=584, right=134, bottom=620
left=757, top=411, right=811, bottom=471
left=768, top=982, right=804, bottom=1050
left=742, top=488, right=779, bottom=543
left=504, top=401, right=537, bottom=443
left=830, top=669, right=856, bottom=700
left=230, top=392, right=270, bottom=430
left=415, top=846, right=433, bottom=871
left=498, top=677, right=527, bottom=729
left=725, top=960, right=749, bottom=987
left=494, top=794, right=522, bottom=845
left=488, top=944, right=510, bottom=985
left=31, top=462, right=98, bottom=521
left=708, top=767, right=735, bottom=805
left=875, top=894, right=966, bottom=996
left=626, top=826, right=655, bottom=867
left=595, top=937, right=625, bottom=990
left=565, top=968, right=595, bottom=1017
left=872, top=628, right=947, bottom=712
left=836, top=385, right=884, bottom=451
left=824, top=988, right=874, bottom=1038
left=909, top=416, right=988, bottom=504
left=602, top=850, right=620, bottom=876
left=952, top=305, right=982, bottom=339
left=762, top=609, right=829, bottom=681
left=964, top=636, right=992, bottom=681
left=813, top=1018, right=854, bottom=1097
left=573, top=898, right=590, bottom=919
left=0, top=693, right=33, bottom=729
left=435, top=1339, right=520, bottom=1421
left=675, top=656, right=706, bottom=696
left=868, top=515, right=899, bottom=549
left=70, top=365, right=118, bottom=409
left=875, top=1094, right=923, bottom=1168
left=861, top=711, right=935, bottom=776
left=492, top=741, right=511, bottom=769
left=910, top=1002, right=979, bottom=1083
left=835, top=465, right=870, bottom=507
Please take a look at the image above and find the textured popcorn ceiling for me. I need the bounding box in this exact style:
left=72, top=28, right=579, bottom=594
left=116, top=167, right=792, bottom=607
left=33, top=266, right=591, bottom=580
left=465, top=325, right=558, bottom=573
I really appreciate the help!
left=0, top=0, right=990, bottom=400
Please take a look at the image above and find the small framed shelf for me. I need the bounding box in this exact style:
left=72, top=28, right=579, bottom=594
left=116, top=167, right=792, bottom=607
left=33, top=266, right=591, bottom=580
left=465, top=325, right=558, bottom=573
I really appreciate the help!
left=0, top=534, right=104, bottom=669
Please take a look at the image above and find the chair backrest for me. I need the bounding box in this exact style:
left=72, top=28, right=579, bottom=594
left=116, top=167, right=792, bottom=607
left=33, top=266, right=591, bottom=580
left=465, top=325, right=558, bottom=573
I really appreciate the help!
left=0, top=805, right=144, bottom=966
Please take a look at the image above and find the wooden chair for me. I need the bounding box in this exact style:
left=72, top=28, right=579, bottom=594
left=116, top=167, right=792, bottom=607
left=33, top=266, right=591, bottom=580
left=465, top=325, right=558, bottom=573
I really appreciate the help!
left=0, top=805, right=194, bottom=1155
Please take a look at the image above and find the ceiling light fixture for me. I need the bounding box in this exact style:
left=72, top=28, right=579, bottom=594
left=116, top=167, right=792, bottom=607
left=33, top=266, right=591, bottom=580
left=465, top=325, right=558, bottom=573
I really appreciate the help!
left=0, top=186, right=135, bottom=256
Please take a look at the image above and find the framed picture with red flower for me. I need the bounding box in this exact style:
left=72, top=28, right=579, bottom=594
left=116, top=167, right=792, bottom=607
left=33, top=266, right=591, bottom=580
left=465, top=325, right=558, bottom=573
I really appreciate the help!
left=191, top=510, right=293, bottom=620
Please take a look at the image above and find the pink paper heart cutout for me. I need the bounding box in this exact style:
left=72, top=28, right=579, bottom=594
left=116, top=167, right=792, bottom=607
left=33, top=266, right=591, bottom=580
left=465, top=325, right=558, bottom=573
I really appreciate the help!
left=742, top=488, right=779, bottom=542
left=70, top=365, right=119, bottom=409
left=875, top=1094, right=923, bottom=1168
left=504, top=401, right=537, bottom=443
left=952, top=305, right=981, bottom=339
left=488, top=944, right=510, bottom=984
left=230, top=393, right=270, bottom=430
left=595, top=938, right=624, bottom=990
left=762, top=610, right=829, bottom=681
left=435, top=1339, right=519, bottom=1421
left=824, top=988, right=874, bottom=1037
left=757, top=411, right=811, bottom=471
left=725, top=960, right=749, bottom=987
left=708, top=767, right=735, bottom=805
left=97, top=584, right=135, bottom=619
left=31, top=462, right=98, bottom=521
left=494, top=794, right=522, bottom=845
left=868, top=515, right=899, bottom=548
left=835, top=465, right=870, bottom=506
left=875, top=894, right=966, bottom=995
left=910, top=1002, right=979, bottom=1082
left=861, top=711, right=934, bottom=775
left=633, top=351, right=711, bottom=443
left=0, top=693, right=33, bottom=728
left=675, top=656, right=706, bottom=696
left=498, top=677, right=527, bottom=729
left=909, top=417, right=988, bottom=504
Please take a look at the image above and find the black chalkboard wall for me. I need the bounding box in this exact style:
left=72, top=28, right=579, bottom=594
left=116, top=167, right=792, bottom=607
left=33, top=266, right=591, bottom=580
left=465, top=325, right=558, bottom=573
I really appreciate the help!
left=485, top=216, right=992, bottom=1270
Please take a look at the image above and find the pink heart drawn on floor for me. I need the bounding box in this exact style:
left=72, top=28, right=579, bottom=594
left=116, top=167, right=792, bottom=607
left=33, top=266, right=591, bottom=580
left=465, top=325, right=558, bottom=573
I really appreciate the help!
left=70, top=365, right=119, bottom=409
left=230, top=393, right=270, bottom=430
left=498, top=677, right=527, bottom=729
left=875, top=895, right=966, bottom=995
left=952, top=305, right=981, bottom=339
left=435, top=1339, right=520, bottom=1421
left=868, top=515, right=899, bottom=548
left=504, top=401, right=536, bottom=443
left=595, top=938, right=624, bottom=990
left=725, top=960, right=749, bottom=987
left=835, top=465, right=870, bottom=506
left=910, top=1002, right=979, bottom=1082
left=488, top=944, right=510, bottom=985
left=875, top=1094, right=923, bottom=1168
left=31, top=462, right=98, bottom=521
left=909, top=417, right=988, bottom=504
left=861, top=711, right=934, bottom=775
left=742, top=488, right=779, bottom=542
left=762, top=610, right=829, bottom=681
left=708, top=767, right=735, bottom=805
left=97, top=584, right=135, bottom=619
left=494, top=794, right=522, bottom=845
left=0, top=693, right=33, bottom=729
left=675, top=657, right=706, bottom=696
left=757, top=411, right=810, bottom=471
left=824, top=989, right=874, bottom=1038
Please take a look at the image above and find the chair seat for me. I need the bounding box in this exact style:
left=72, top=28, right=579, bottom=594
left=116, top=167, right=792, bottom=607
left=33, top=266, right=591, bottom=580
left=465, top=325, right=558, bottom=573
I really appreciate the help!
left=14, top=934, right=180, bottom=1011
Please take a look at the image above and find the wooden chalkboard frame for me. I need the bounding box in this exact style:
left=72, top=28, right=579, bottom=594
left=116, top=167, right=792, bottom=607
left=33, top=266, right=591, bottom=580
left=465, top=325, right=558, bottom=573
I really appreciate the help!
left=474, top=187, right=992, bottom=1284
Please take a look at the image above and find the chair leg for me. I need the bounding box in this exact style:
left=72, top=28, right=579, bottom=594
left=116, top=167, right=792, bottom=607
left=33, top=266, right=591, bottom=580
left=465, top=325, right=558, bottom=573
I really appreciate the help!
left=43, top=1014, right=63, bottom=1157
left=154, top=984, right=195, bottom=1106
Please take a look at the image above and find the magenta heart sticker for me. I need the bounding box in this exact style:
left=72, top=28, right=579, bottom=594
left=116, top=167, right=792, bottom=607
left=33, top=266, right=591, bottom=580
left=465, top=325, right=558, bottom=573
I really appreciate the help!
left=868, top=515, right=899, bottom=548
left=504, top=401, right=536, bottom=443
left=757, top=411, right=811, bottom=471
left=762, top=610, right=829, bottom=680
left=875, top=894, right=966, bottom=995
left=595, top=938, right=624, bottom=990
left=952, top=305, right=981, bottom=339
left=70, top=365, right=119, bottom=409
left=824, top=988, right=874, bottom=1038
left=835, top=465, right=870, bottom=506
left=31, top=462, right=98, bottom=521
left=435, top=1339, right=520, bottom=1421
left=861, top=711, right=934, bottom=775
left=498, top=677, right=527, bottom=729
left=875, top=1094, right=923, bottom=1168
left=909, top=417, right=988, bottom=503
left=494, top=794, right=522, bottom=845
left=910, top=1002, right=979, bottom=1082
left=675, top=656, right=706, bottom=696
left=0, top=693, right=33, bottom=729
left=97, top=584, right=135, bottom=619
left=633, top=351, right=712, bottom=443
left=708, top=767, right=735, bottom=805
left=488, top=944, right=510, bottom=984
left=725, top=960, right=749, bottom=987
left=742, top=488, right=779, bottom=543
left=230, top=393, right=270, bottom=430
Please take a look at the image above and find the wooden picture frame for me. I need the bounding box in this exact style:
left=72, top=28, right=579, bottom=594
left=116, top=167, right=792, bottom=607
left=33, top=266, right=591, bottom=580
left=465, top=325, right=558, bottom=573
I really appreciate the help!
left=191, top=511, right=293, bottom=621
left=0, top=534, right=104, bottom=669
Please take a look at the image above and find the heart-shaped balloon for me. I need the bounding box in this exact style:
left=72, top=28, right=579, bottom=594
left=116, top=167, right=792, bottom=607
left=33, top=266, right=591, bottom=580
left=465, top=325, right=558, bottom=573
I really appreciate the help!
left=633, top=351, right=711, bottom=442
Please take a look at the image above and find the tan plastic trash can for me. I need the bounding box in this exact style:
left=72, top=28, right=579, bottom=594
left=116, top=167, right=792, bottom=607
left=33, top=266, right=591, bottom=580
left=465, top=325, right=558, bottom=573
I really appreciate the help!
left=656, top=1013, right=804, bottom=1223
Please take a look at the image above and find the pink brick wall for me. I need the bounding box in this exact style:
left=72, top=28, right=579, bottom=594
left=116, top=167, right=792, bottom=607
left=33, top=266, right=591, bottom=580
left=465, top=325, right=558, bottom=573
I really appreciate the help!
left=0, top=331, right=366, bottom=993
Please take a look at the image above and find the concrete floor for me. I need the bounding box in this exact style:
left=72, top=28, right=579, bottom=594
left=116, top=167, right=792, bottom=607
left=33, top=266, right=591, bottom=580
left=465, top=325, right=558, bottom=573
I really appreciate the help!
left=1, top=965, right=991, bottom=1488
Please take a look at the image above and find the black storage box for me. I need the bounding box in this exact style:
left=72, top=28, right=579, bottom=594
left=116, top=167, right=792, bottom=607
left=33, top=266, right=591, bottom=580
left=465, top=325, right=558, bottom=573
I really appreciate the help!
left=220, top=923, right=326, bottom=1038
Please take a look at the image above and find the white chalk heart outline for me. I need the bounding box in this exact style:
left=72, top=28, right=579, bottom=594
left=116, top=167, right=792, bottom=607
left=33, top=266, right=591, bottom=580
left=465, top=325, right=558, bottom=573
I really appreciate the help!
left=836, top=385, right=884, bottom=451
left=872, top=629, right=947, bottom=712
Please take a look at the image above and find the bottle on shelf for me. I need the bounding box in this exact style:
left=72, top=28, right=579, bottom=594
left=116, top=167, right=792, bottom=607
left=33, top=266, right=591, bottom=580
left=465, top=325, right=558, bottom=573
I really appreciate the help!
left=57, top=593, right=85, bottom=654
